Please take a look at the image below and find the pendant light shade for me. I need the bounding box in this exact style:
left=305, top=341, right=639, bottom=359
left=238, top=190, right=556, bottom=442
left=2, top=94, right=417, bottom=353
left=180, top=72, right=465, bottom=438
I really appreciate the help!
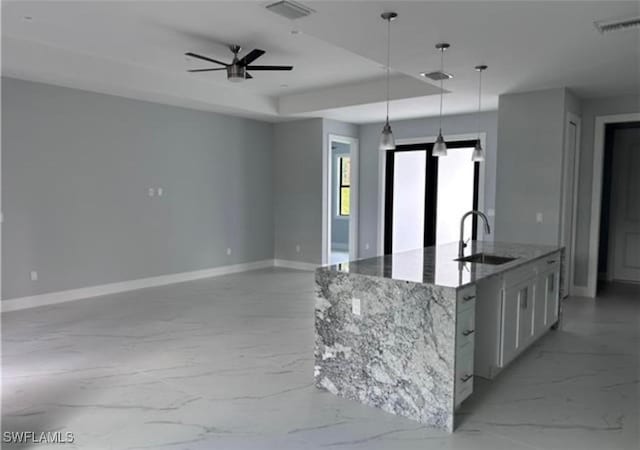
left=471, top=139, right=484, bottom=162
left=472, top=65, right=488, bottom=162
left=379, top=12, right=397, bottom=151
left=433, top=130, right=448, bottom=157
left=380, top=119, right=396, bottom=150
left=433, top=43, right=450, bottom=157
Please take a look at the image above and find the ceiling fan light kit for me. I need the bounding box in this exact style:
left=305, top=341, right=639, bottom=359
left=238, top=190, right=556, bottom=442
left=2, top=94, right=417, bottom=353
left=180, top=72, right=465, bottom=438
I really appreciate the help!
left=186, top=45, right=293, bottom=82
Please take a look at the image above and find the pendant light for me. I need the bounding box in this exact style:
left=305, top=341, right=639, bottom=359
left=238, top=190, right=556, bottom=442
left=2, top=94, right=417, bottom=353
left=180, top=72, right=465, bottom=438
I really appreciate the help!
left=379, top=12, right=397, bottom=150
left=472, top=65, right=487, bottom=162
left=432, top=43, right=450, bottom=157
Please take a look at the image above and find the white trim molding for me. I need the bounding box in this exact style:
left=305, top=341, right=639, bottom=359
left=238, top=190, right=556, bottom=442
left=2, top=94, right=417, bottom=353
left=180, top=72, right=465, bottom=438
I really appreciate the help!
left=273, top=259, right=318, bottom=271
left=377, top=133, right=487, bottom=255
left=323, top=134, right=359, bottom=265
left=587, top=113, right=640, bottom=298
left=561, top=112, right=582, bottom=298
left=2, top=259, right=274, bottom=313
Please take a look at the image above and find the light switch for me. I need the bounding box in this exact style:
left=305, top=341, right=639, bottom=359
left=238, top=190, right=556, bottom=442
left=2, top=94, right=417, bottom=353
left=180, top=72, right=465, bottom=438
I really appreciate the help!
left=226, top=248, right=232, bottom=256
left=352, top=298, right=361, bottom=316
left=157, top=187, right=163, bottom=197
left=295, top=244, right=301, bottom=253
left=536, top=212, right=544, bottom=223
left=30, top=271, right=38, bottom=281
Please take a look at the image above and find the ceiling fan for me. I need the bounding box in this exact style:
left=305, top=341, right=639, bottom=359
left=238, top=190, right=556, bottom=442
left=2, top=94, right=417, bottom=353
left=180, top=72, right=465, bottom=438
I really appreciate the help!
left=185, top=45, right=293, bottom=82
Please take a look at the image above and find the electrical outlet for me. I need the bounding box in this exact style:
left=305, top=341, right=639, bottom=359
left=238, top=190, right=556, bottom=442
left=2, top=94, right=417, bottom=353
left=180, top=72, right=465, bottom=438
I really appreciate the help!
left=30, top=271, right=38, bottom=281
left=226, top=248, right=232, bottom=256
left=352, top=298, right=361, bottom=316
left=536, top=212, right=544, bottom=223
left=147, top=188, right=155, bottom=197
left=295, top=244, right=301, bottom=253
left=365, top=243, right=370, bottom=250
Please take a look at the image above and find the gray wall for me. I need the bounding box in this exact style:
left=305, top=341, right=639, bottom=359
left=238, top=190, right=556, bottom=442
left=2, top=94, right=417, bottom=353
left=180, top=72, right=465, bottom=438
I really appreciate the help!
left=494, top=88, right=567, bottom=245
left=357, top=111, right=498, bottom=258
left=2, top=77, right=274, bottom=300
left=273, top=118, right=324, bottom=263
left=272, top=118, right=359, bottom=264
left=573, top=94, right=640, bottom=287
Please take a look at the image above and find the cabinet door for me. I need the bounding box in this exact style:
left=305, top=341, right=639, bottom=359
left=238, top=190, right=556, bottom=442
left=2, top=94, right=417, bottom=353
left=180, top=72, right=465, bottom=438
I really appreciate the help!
left=501, top=279, right=535, bottom=367
left=545, top=269, right=560, bottom=325
left=517, top=282, right=534, bottom=348
left=533, top=273, right=547, bottom=337
left=500, top=286, right=519, bottom=367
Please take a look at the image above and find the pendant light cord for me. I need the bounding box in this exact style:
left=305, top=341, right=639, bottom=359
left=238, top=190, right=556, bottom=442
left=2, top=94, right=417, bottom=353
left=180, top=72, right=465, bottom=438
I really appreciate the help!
left=386, top=17, right=391, bottom=121
left=439, top=48, right=444, bottom=132
left=477, top=68, right=482, bottom=141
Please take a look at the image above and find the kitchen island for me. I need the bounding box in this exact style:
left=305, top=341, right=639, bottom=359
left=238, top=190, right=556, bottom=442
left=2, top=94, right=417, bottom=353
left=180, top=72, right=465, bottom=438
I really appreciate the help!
left=314, top=241, right=563, bottom=432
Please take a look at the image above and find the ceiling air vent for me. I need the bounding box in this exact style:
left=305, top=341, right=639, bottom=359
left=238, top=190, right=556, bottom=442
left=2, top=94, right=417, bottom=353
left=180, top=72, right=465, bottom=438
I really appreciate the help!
left=265, top=1, right=315, bottom=20
left=420, top=71, right=454, bottom=81
left=594, top=16, right=640, bottom=34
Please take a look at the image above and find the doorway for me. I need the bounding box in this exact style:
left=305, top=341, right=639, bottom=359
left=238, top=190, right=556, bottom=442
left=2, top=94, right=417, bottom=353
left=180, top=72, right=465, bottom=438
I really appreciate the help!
left=383, top=140, right=481, bottom=254
left=598, top=122, right=640, bottom=285
left=587, top=113, right=640, bottom=297
left=325, top=135, right=359, bottom=265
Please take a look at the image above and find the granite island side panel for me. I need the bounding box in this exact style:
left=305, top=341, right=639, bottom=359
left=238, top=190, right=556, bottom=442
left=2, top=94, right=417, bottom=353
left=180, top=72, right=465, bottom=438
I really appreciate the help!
left=314, top=269, right=457, bottom=431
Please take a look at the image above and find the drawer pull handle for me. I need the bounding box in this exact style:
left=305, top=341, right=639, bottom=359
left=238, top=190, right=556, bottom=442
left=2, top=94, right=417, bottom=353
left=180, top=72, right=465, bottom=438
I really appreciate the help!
left=547, top=260, right=556, bottom=264
left=462, top=329, right=475, bottom=336
left=463, top=295, right=476, bottom=302
left=460, top=374, right=473, bottom=383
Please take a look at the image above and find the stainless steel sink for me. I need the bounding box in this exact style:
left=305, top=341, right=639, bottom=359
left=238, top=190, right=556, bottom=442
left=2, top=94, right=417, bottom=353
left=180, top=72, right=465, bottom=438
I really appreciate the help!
left=455, top=253, right=517, bottom=265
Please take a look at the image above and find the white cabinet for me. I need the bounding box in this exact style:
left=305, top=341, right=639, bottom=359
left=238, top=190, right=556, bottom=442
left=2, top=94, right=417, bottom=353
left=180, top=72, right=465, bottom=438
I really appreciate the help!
left=475, top=251, right=562, bottom=379
left=500, top=276, right=535, bottom=367
left=536, top=256, right=560, bottom=332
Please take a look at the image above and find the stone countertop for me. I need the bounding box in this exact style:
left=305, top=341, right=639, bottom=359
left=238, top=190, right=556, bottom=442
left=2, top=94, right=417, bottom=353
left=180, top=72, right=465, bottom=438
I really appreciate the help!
left=318, top=241, right=562, bottom=289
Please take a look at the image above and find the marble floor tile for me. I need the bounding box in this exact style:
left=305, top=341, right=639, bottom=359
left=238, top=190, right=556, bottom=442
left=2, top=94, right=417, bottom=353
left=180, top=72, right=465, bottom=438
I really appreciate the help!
left=2, top=269, right=638, bottom=449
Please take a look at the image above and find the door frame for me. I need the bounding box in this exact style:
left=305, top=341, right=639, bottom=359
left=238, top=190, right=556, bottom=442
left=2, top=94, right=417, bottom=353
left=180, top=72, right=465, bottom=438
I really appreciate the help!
left=323, top=134, right=359, bottom=265
left=377, top=133, right=486, bottom=255
left=561, top=112, right=581, bottom=297
left=585, top=113, right=640, bottom=297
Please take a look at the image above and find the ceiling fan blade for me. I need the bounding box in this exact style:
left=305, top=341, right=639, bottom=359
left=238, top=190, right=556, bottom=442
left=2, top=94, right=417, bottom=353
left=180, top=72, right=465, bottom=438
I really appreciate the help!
left=185, top=52, right=228, bottom=66
left=188, top=68, right=226, bottom=72
left=238, top=49, right=265, bottom=66
left=246, top=65, right=293, bottom=71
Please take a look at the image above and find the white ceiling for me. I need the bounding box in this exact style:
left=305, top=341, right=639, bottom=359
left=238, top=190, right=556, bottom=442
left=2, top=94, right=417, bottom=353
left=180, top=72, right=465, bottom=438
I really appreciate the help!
left=2, top=1, right=639, bottom=124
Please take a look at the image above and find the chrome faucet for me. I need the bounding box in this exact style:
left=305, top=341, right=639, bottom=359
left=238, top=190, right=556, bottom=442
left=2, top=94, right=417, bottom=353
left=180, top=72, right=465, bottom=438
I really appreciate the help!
left=459, top=210, right=491, bottom=258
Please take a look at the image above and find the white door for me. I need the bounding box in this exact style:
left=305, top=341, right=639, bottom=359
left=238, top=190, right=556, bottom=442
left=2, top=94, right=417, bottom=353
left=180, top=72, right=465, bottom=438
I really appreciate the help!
left=610, top=127, right=640, bottom=282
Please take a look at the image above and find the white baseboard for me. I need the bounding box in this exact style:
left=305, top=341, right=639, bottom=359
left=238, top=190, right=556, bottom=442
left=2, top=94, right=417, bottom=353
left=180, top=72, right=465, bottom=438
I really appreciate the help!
left=2, top=259, right=274, bottom=313
left=570, top=285, right=594, bottom=298
left=273, top=259, right=318, bottom=272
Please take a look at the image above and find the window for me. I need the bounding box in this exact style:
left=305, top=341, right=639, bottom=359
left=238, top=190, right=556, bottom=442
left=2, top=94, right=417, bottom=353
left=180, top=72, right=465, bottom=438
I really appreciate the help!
left=338, top=156, right=351, bottom=216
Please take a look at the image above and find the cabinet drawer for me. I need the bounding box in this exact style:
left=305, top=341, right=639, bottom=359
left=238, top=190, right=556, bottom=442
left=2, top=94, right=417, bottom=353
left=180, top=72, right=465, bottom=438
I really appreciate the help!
left=457, top=285, right=477, bottom=313
left=456, top=305, right=476, bottom=350
left=455, top=346, right=474, bottom=407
